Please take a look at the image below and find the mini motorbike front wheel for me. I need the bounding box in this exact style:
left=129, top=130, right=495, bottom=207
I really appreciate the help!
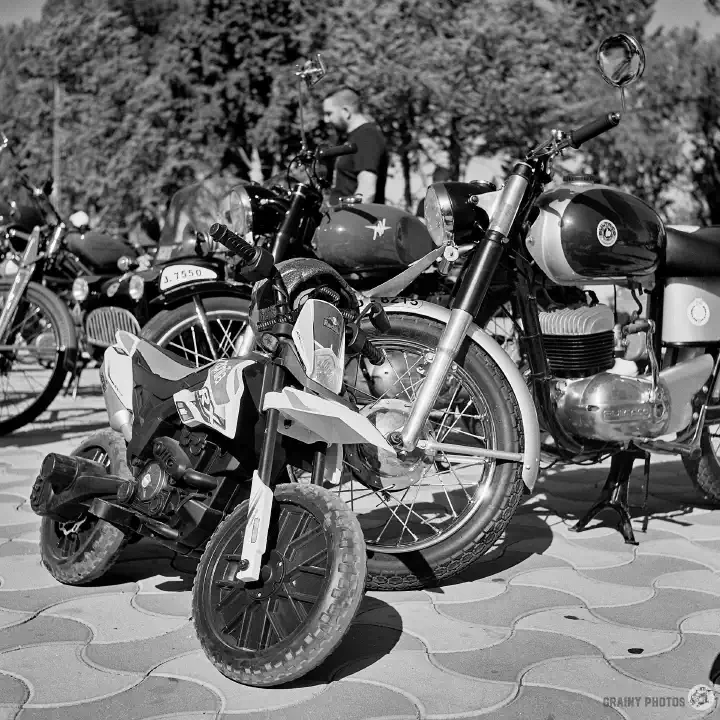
left=40, top=430, right=130, bottom=585
left=192, top=483, right=366, bottom=687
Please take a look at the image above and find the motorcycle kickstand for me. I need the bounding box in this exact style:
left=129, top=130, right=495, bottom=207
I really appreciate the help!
left=569, top=449, right=645, bottom=545
left=63, top=365, right=83, bottom=399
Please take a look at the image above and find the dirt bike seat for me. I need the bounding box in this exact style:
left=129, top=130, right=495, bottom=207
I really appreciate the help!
left=133, top=338, right=203, bottom=381
left=663, top=225, right=720, bottom=277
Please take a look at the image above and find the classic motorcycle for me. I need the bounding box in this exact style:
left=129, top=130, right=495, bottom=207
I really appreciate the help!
left=0, top=133, right=151, bottom=434
left=30, top=220, right=404, bottom=686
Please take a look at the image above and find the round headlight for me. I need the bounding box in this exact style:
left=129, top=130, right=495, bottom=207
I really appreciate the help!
left=1, top=258, right=18, bottom=276
left=219, top=185, right=254, bottom=237
left=72, top=277, right=89, bottom=302
left=128, top=275, right=145, bottom=301
left=423, top=184, right=454, bottom=246
left=117, top=255, right=133, bottom=271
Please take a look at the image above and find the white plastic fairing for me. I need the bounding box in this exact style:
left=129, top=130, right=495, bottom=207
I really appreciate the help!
left=291, top=299, right=345, bottom=394
left=101, top=344, right=135, bottom=441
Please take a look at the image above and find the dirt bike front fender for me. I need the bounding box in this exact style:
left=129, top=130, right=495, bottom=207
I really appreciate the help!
left=380, top=299, right=540, bottom=492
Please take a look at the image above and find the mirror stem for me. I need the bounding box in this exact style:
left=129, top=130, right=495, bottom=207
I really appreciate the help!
left=298, top=76, right=308, bottom=152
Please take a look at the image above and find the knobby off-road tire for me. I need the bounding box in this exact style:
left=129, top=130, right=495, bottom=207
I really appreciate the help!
left=40, top=430, right=129, bottom=585
left=192, top=483, right=367, bottom=687
left=141, top=296, right=250, bottom=366
left=348, top=314, right=525, bottom=591
left=0, top=281, right=77, bottom=435
left=683, top=429, right=720, bottom=503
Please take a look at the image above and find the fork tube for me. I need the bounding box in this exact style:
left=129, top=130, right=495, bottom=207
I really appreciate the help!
left=400, top=164, right=532, bottom=451
left=257, top=362, right=285, bottom=483
left=0, top=227, right=41, bottom=342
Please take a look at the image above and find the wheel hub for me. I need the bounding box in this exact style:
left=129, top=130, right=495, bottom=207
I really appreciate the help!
left=345, top=399, right=430, bottom=490
left=245, top=550, right=286, bottom=599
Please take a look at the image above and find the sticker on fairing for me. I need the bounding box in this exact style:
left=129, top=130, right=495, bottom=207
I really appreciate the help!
left=688, top=297, right=711, bottom=327
left=159, top=264, right=217, bottom=291
left=173, top=358, right=255, bottom=437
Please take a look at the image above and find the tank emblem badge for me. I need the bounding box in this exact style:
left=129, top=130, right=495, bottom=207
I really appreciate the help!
left=688, top=297, right=711, bottom=327
left=365, top=218, right=390, bottom=241
left=597, top=219, right=618, bottom=247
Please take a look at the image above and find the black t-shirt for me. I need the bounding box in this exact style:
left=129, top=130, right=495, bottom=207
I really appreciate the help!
left=329, top=122, right=388, bottom=205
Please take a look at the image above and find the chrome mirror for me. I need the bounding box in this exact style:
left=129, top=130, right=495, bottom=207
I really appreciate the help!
left=597, top=33, right=645, bottom=110
left=294, top=54, right=327, bottom=152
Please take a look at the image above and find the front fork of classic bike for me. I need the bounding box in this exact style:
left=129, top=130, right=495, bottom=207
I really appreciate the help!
left=397, top=164, right=533, bottom=454
left=0, top=227, right=41, bottom=348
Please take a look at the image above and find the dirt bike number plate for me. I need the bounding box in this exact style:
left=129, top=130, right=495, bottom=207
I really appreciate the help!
left=159, top=264, right=217, bottom=291
left=173, top=358, right=255, bottom=438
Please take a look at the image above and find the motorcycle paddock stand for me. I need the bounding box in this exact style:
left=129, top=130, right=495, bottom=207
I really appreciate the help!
left=569, top=447, right=651, bottom=545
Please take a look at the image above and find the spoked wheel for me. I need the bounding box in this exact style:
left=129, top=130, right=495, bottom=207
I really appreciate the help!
left=40, top=430, right=129, bottom=585
left=192, top=483, right=366, bottom=687
left=141, top=296, right=250, bottom=367
left=339, top=314, right=524, bottom=591
left=683, top=424, right=720, bottom=503
left=0, top=281, right=77, bottom=435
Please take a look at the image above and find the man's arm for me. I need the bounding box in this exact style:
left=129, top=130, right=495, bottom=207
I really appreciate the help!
left=355, top=171, right=378, bottom=202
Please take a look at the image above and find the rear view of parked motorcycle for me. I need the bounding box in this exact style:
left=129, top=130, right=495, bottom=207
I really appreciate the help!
left=30, top=221, right=403, bottom=686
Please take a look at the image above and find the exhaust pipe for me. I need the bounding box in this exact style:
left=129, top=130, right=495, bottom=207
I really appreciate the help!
left=31, top=453, right=127, bottom=521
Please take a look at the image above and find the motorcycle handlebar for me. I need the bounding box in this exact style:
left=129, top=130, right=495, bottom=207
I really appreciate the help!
left=316, top=142, right=358, bottom=160
left=208, top=223, right=257, bottom=265
left=569, top=112, right=621, bottom=149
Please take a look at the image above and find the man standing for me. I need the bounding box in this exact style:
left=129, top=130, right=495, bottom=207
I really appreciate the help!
left=322, top=87, right=388, bottom=205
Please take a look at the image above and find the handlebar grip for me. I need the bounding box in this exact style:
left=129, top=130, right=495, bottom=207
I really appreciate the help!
left=316, top=142, right=358, bottom=160
left=569, top=112, right=621, bottom=149
left=208, top=223, right=256, bottom=264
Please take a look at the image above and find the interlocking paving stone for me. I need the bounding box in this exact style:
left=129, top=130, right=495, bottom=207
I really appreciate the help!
left=0, top=522, right=42, bottom=541
left=431, top=628, right=602, bottom=683
left=220, top=679, right=419, bottom=720
left=355, top=601, right=510, bottom=652
left=681, top=610, right=720, bottom=635
left=592, top=589, right=720, bottom=631
left=0, top=556, right=63, bottom=591
left=638, top=539, right=720, bottom=571
left=458, top=549, right=572, bottom=584
left=133, top=592, right=192, bottom=618
left=151, top=651, right=327, bottom=713
left=646, top=520, right=720, bottom=542
left=0, top=615, right=91, bottom=653
left=0, top=671, right=30, bottom=707
left=655, top=569, right=720, bottom=596
left=0, top=541, right=38, bottom=557
left=0, top=582, right=137, bottom=613
left=333, top=650, right=517, bottom=716
left=514, top=608, right=680, bottom=657
left=0, top=607, right=32, bottom=630
left=510, top=567, right=654, bottom=607
left=612, top=632, right=720, bottom=691
left=11, top=676, right=221, bottom=719
left=44, top=593, right=188, bottom=643
left=422, top=579, right=506, bottom=604
left=435, top=586, right=584, bottom=628
left=507, top=534, right=634, bottom=570
left=522, top=656, right=708, bottom=719
left=0, top=642, right=142, bottom=706
left=83, top=623, right=199, bottom=674
left=469, top=685, right=626, bottom=719
left=579, top=554, right=708, bottom=587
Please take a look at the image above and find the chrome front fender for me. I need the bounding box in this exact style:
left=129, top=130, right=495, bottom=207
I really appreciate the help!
left=380, top=299, right=541, bottom=492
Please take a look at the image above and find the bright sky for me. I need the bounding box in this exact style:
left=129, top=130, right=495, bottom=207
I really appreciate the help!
left=2, top=0, right=720, bottom=35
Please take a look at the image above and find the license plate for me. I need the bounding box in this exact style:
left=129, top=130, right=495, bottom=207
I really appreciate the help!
left=159, top=264, right=217, bottom=291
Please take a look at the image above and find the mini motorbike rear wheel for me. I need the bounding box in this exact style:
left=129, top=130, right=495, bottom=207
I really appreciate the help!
left=683, top=428, right=720, bottom=503
left=40, top=430, right=130, bottom=585
left=192, top=483, right=366, bottom=687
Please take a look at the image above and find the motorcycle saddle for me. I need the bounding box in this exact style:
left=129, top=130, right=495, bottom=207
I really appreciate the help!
left=664, top=225, right=720, bottom=277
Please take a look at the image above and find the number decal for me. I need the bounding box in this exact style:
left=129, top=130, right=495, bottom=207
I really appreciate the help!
left=159, top=264, right=218, bottom=290
left=378, top=296, right=421, bottom=307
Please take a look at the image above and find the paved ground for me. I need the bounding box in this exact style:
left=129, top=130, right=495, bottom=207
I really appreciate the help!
left=2, top=371, right=720, bottom=719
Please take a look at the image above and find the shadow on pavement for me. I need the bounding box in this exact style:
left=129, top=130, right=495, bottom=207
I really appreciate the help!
left=0, top=414, right=110, bottom=449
